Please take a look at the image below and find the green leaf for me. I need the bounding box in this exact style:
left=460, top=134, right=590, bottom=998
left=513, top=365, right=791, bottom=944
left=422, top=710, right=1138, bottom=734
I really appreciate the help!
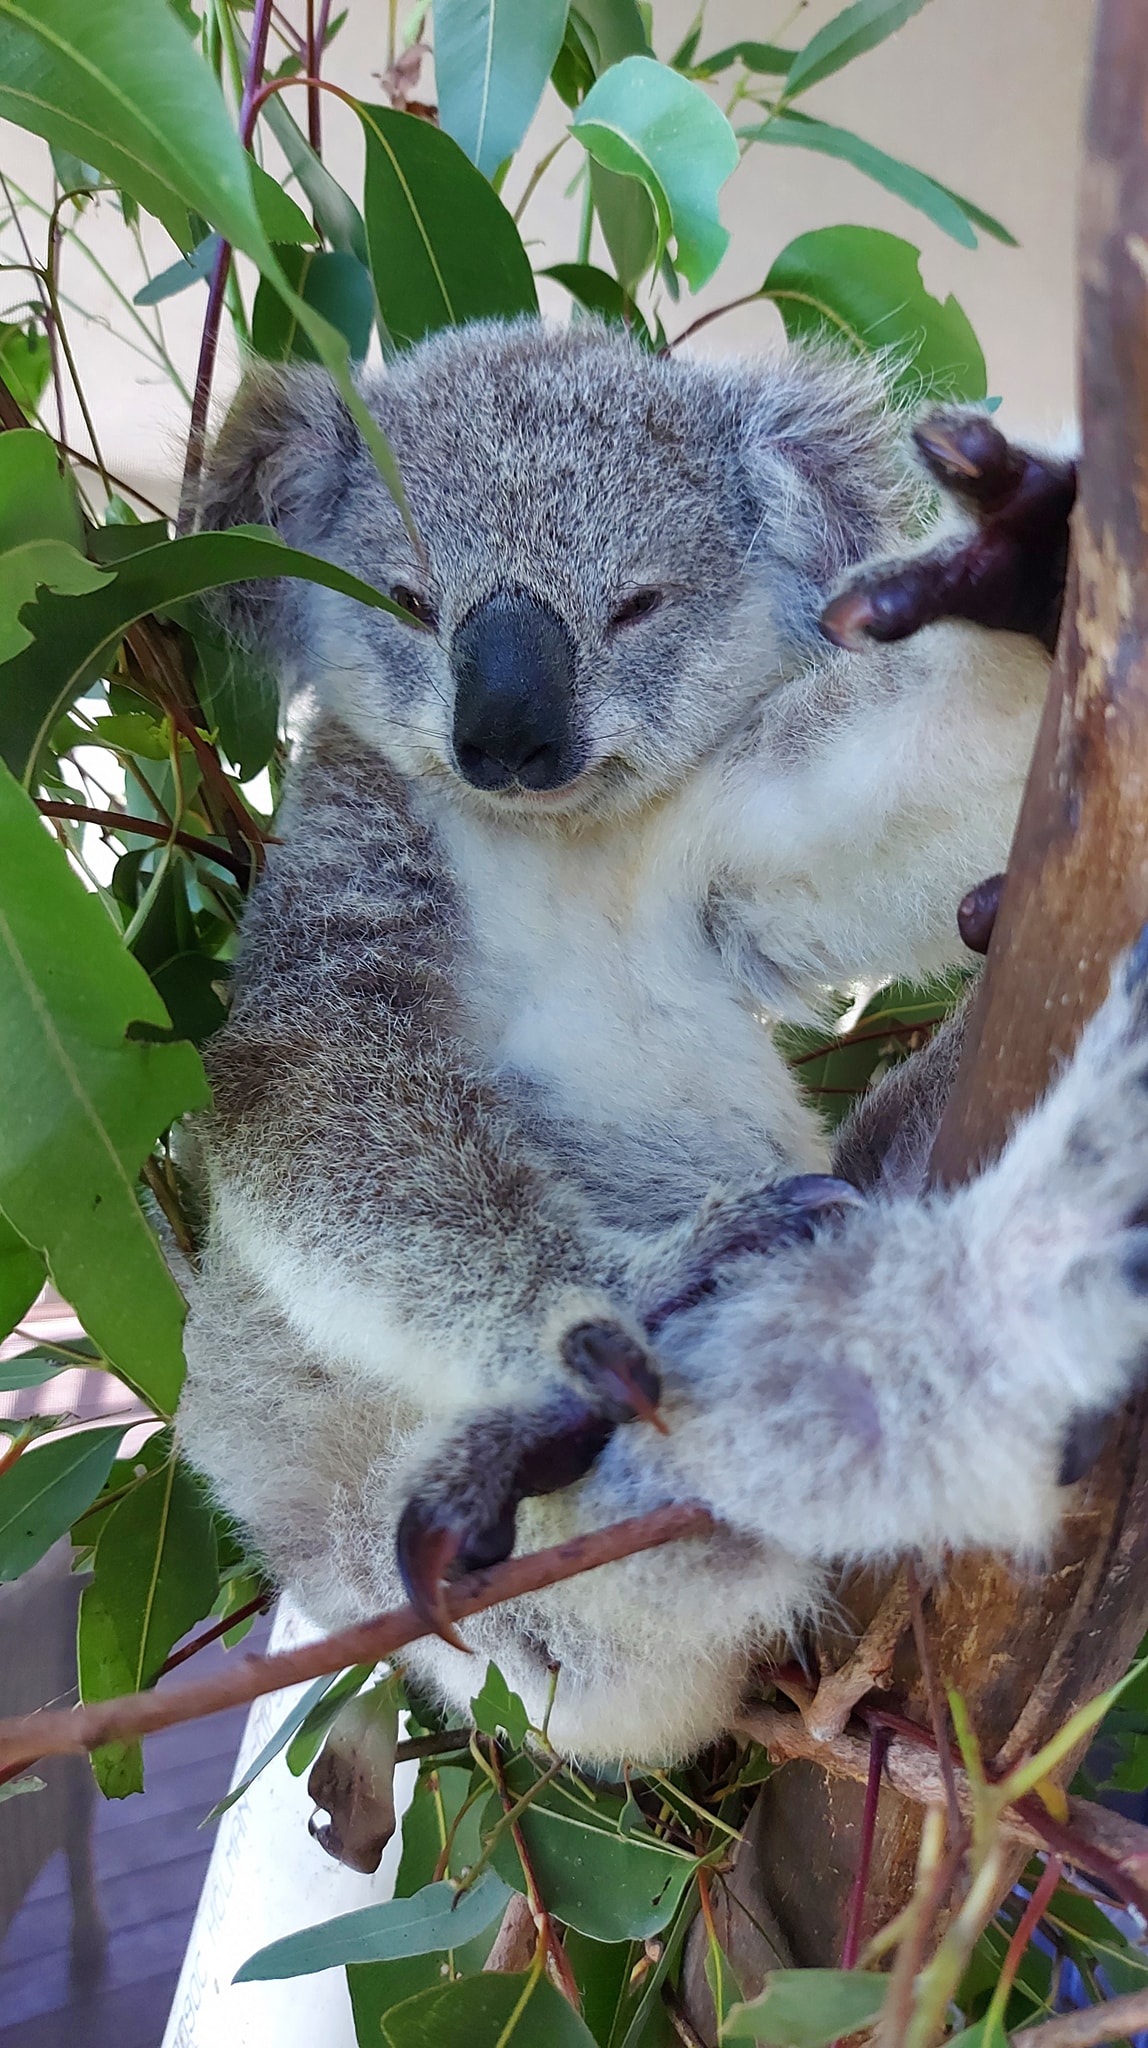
left=78, top=1453, right=218, bottom=1795
left=0, top=525, right=409, bottom=786
left=0, top=761, right=208, bottom=1414
left=706, top=1933, right=745, bottom=2035
left=234, top=1872, right=513, bottom=1981
left=490, top=1773, right=697, bottom=1940
left=249, top=160, right=317, bottom=247
left=251, top=247, right=375, bottom=366
left=783, top=0, right=933, bottom=99
left=359, top=104, right=538, bottom=350
left=746, top=112, right=995, bottom=250
left=0, top=1773, right=44, bottom=1801
left=543, top=261, right=652, bottom=342
left=0, top=542, right=111, bottom=663
left=692, top=42, right=796, bottom=78
left=382, top=1970, right=598, bottom=2047
left=723, top=1970, right=887, bottom=2045
left=470, top=1660, right=530, bottom=1748
left=0, top=1207, right=43, bottom=1340
left=589, top=159, right=658, bottom=296
left=257, top=87, right=368, bottom=262
left=0, top=322, right=50, bottom=415
left=572, top=55, right=738, bottom=289
left=569, top=0, right=649, bottom=72
left=209, top=1667, right=367, bottom=1820
left=0, top=1353, right=63, bottom=1393
left=0, top=1424, right=125, bottom=1581
left=284, top=1661, right=375, bottom=1776
left=0, top=430, right=84, bottom=553
left=133, top=233, right=219, bottom=307
left=761, top=227, right=987, bottom=405
left=436, top=0, right=570, bottom=178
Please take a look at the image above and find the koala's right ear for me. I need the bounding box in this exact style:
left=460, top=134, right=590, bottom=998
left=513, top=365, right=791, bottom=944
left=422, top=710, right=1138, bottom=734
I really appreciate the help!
left=196, top=363, right=362, bottom=652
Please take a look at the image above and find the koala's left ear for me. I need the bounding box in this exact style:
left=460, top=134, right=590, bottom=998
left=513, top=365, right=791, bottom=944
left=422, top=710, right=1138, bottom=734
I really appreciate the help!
left=733, top=349, right=916, bottom=620
left=195, top=362, right=363, bottom=655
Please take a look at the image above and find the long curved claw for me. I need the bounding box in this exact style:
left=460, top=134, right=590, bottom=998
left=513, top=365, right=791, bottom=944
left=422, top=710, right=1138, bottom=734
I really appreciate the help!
left=561, top=1321, right=668, bottom=1433
left=775, top=1174, right=867, bottom=1215
left=395, top=1500, right=471, bottom=1651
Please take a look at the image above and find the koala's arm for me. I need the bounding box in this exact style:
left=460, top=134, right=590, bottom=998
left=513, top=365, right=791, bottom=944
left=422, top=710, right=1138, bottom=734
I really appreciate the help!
left=189, top=721, right=653, bottom=1419
left=705, top=415, right=1072, bottom=1012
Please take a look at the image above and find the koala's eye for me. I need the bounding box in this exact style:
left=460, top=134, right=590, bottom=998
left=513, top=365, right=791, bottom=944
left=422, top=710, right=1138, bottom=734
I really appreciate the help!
left=608, top=588, right=663, bottom=631
left=389, top=584, right=438, bottom=630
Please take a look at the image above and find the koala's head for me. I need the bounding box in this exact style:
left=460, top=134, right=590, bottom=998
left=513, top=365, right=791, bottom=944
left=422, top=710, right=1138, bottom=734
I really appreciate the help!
left=200, top=320, right=914, bottom=822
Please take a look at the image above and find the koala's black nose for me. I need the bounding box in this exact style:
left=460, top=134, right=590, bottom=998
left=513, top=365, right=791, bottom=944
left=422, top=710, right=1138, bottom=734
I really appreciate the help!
left=450, top=587, right=579, bottom=792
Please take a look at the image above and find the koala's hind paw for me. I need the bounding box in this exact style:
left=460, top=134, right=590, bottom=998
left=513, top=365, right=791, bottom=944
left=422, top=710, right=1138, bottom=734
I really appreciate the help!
left=645, top=1174, right=863, bottom=1334
left=395, top=1392, right=618, bottom=1646
left=821, top=412, right=1076, bottom=654
left=561, top=1321, right=665, bottom=1431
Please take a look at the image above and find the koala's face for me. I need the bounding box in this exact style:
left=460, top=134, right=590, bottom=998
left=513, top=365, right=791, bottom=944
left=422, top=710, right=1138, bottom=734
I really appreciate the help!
left=203, top=322, right=907, bottom=821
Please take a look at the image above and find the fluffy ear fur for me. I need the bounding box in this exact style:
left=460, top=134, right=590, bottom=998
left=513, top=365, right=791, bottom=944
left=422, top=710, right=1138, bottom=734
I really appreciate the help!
left=731, top=349, right=922, bottom=635
left=195, top=363, right=362, bottom=651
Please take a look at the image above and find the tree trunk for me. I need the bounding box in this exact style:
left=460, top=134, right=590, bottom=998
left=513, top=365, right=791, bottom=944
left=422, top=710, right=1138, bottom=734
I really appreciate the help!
left=745, top=0, right=1148, bottom=1969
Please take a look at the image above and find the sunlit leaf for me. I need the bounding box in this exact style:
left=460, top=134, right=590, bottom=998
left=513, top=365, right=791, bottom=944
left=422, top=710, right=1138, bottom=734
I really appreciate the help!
left=234, top=1872, right=513, bottom=1981
left=0, top=542, right=111, bottom=663
left=436, top=0, right=570, bottom=178
left=0, top=322, right=50, bottom=415
left=0, top=762, right=207, bottom=1413
left=0, top=1424, right=125, bottom=1582
left=572, top=55, right=738, bottom=289
left=360, top=104, right=538, bottom=348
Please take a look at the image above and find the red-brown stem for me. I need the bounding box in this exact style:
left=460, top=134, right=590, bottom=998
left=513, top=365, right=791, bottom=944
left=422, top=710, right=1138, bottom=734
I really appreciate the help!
left=35, top=801, right=250, bottom=880
left=158, top=1592, right=273, bottom=1676
left=305, top=0, right=333, bottom=150
left=0, top=1435, right=28, bottom=1481
left=177, top=0, right=275, bottom=532
left=993, top=1855, right=1063, bottom=2022
left=839, top=1723, right=889, bottom=1972
left=490, top=1740, right=581, bottom=2011
left=666, top=291, right=770, bottom=352
left=0, top=1505, right=714, bottom=1773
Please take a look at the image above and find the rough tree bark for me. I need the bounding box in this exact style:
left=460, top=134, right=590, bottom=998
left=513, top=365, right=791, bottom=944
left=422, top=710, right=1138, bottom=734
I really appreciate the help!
left=740, top=0, right=1148, bottom=1976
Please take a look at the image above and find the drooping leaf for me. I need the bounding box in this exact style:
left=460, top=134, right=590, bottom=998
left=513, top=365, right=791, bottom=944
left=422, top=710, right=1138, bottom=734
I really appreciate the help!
left=745, top=112, right=1010, bottom=251
left=542, top=261, right=652, bottom=342
left=251, top=247, right=375, bottom=366
left=257, top=86, right=368, bottom=262
left=359, top=104, right=538, bottom=349
left=782, top=0, right=933, bottom=99
left=381, top=1970, right=598, bottom=2047
left=234, top=1872, right=513, bottom=1981
left=284, top=1661, right=375, bottom=1775
left=569, top=0, right=649, bottom=72
left=0, top=1207, right=43, bottom=1340
left=0, top=762, right=208, bottom=1414
left=78, top=1453, right=218, bottom=1796
left=589, top=159, right=659, bottom=296
left=133, top=233, right=220, bottom=308
left=436, top=0, right=570, bottom=179
left=723, top=1970, right=887, bottom=2045
left=761, top=227, right=987, bottom=406
left=572, top=55, right=739, bottom=289
left=209, top=1666, right=371, bottom=1820
left=0, top=525, right=410, bottom=785
left=0, top=1424, right=125, bottom=1582
left=692, top=42, right=796, bottom=78
left=0, top=323, right=50, bottom=415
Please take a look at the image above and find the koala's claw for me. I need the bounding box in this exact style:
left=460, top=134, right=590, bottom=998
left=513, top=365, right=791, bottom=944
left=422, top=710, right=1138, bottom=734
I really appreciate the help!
left=396, top=1501, right=472, bottom=1649
left=820, top=410, right=1076, bottom=655
left=561, top=1320, right=667, bottom=1432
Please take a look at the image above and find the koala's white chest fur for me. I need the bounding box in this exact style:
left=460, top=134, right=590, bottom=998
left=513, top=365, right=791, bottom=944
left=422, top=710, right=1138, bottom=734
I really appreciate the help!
left=438, top=790, right=826, bottom=1202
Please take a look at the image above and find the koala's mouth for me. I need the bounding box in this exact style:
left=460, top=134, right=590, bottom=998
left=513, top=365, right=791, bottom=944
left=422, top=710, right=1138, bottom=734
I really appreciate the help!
left=451, top=751, right=632, bottom=814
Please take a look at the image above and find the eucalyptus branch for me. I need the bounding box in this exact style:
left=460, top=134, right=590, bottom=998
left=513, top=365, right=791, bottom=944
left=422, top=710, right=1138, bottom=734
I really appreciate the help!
left=0, top=1505, right=714, bottom=1772
left=35, top=801, right=251, bottom=880
left=1011, top=1991, right=1148, bottom=2047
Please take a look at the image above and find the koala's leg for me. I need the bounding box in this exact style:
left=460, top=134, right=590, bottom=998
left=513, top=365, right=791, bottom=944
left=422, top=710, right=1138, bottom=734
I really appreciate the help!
left=399, top=933, right=1148, bottom=1597
left=822, top=414, right=1076, bottom=654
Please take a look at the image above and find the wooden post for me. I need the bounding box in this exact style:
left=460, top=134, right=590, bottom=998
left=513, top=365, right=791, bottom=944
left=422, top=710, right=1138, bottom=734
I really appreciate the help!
left=743, top=0, right=1148, bottom=1969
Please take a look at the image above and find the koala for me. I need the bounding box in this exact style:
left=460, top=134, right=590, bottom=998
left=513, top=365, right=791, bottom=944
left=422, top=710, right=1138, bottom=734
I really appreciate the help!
left=177, top=318, right=1142, bottom=1770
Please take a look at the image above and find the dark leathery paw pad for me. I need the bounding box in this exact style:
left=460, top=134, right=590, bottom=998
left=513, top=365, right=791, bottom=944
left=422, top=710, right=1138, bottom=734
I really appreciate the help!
left=1057, top=1411, right=1111, bottom=1486
left=561, top=1320, right=663, bottom=1428
left=913, top=413, right=1014, bottom=494
left=958, top=873, right=1004, bottom=956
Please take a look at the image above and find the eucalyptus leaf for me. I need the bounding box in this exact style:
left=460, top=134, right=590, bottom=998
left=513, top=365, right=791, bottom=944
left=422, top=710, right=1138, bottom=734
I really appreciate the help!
left=0, top=1424, right=125, bottom=1582
left=133, top=234, right=220, bottom=308
left=209, top=1667, right=369, bottom=1819
left=0, top=762, right=208, bottom=1414
left=436, top=0, right=570, bottom=178
left=489, top=1778, right=697, bottom=1940
left=78, top=1454, right=218, bottom=1797
left=0, top=542, right=111, bottom=663
left=0, top=431, right=84, bottom=553
left=723, top=1970, right=887, bottom=2045
left=588, top=159, right=659, bottom=296
left=569, top=0, right=650, bottom=72
left=0, top=525, right=409, bottom=786
left=761, top=226, right=987, bottom=405
left=234, top=1872, right=513, bottom=1981
left=0, top=1773, right=44, bottom=1802
left=256, top=86, right=368, bottom=262
left=251, top=247, right=375, bottom=366
left=284, top=1661, right=374, bottom=1776
left=692, top=42, right=796, bottom=78
left=0, top=1354, right=63, bottom=1394
left=360, top=104, right=538, bottom=349
left=572, top=56, right=738, bottom=289
left=0, top=323, right=50, bottom=415
left=745, top=112, right=1007, bottom=251
left=783, top=0, right=933, bottom=99
left=470, top=1661, right=530, bottom=1748
left=0, top=1207, right=43, bottom=1341
left=543, top=261, right=650, bottom=338
left=381, top=1969, right=598, bottom=2047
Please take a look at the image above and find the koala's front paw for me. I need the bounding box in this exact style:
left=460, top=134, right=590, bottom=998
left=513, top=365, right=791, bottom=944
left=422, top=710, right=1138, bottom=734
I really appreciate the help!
left=396, top=1339, right=659, bottom=1645
left=821, top=412, right=1076, bottom=654
left=646, top=1174, right=864, bottom=1334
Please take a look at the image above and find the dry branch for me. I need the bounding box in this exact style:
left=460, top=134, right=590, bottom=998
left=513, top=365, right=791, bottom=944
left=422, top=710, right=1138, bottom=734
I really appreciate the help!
left=1015, top=1991, right=1148, bottom=2048
left=0, top=1504, right=713, bottom=1773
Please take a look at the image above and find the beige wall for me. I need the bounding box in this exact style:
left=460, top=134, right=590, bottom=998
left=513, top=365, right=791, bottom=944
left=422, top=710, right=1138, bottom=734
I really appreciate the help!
left=0, top=0, right=1094, bottom=502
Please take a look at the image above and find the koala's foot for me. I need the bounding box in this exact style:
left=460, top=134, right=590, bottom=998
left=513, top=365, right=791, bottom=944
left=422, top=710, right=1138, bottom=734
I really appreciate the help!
left=821, top=412, right=1076, bottom=654
left=644, top=1174, right=863, bottom=1334
left=396, top=1328, right=662, bottom=1645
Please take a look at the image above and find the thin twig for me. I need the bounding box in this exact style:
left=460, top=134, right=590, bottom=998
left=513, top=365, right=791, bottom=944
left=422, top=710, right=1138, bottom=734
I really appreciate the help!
left=906, top=1560, right=963, bottom=1847
left=985, top=1856, right=1062, bottom=2036
left=158, top=1592, right=273, bottom=1675
left=489, top=1739, right=581, bottom=2011
left=35, top=801, right=251, bottom=880
left=0, top=1505, right=714, bottom=1772
left=1011, top=1991, right=1148, bottom=2047
left=839, top=1723, right=890, bottom=1970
